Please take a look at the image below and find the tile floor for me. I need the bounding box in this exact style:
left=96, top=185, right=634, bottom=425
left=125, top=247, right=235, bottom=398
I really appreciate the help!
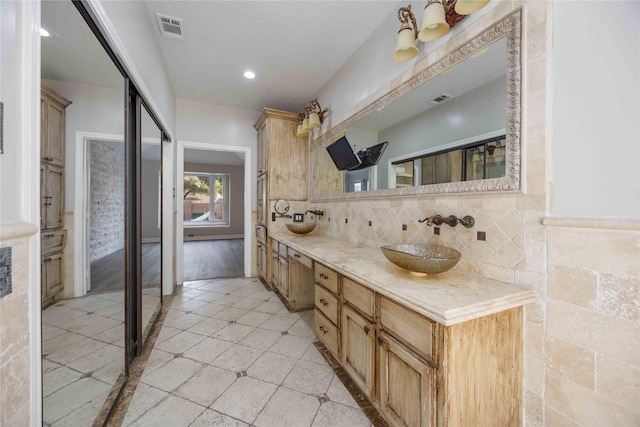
left=42, top=288, right=161, bottom=426
left=121, top=277, right=372, bottom=427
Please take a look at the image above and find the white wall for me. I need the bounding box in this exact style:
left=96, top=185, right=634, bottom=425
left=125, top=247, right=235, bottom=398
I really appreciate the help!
left=92, top=0, right=176, bottom=138
left=177, top=99, right=260, bottom=210
left=551, top=1, right=640, bottom=219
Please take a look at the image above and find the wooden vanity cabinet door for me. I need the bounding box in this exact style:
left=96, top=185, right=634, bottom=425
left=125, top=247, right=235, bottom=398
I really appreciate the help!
left=341, top=304, right=375, bottom=399
left=278, top=255, right=288, bottom=297
left=379, top=331, right=436, bottom=427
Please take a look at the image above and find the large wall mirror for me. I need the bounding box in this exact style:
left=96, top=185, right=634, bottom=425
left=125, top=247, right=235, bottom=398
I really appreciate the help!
left=311, top=11, right=521, bottom=200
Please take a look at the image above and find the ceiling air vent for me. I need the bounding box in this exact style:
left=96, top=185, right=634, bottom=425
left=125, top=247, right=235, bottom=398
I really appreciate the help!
left=430, top=94, right=453, bottom=104
left=155, top=13, right=183, bottom=40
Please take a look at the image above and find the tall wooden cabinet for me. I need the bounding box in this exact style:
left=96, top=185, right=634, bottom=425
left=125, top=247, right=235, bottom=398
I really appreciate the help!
left=41, top=85, right=71, bottom=306
left=254, top=108, right=308, bottom=284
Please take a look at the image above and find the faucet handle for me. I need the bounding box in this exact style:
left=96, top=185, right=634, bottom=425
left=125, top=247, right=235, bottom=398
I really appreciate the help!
left=459, top=215, right=475, bottom=228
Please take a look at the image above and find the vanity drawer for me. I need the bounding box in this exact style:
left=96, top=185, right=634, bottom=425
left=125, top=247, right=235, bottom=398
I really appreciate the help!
left=289, top=248, right=312, bottom=269
left=271, top=239, right=279, bottom=253
left=315, top=284, right=339, bottom=325
left=380, top=296, right=436, bottom=362
left=315, top=309, right=339, bottom=358
left=315, top=263, right=339, bottom=294
left=41, top=229, right=67, bottom=255
left=343, top=277, right=374, bottom=318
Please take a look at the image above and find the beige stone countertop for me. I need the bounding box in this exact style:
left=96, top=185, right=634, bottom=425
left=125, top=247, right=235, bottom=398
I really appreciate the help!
left=270, top=232, right=536, bottom=326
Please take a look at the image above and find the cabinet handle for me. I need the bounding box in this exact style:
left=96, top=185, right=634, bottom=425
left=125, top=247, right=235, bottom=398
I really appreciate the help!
left=377, top=336, right=384, bottom=346
left=319, top=298, right=329, bottom=306
left=44, top=257, right=52, bottom=262
left=319, top=273, right=327, bottom=280
left=319, top=326, right=328, bottom=335
left=294, top=254, right=300, bottom=258
left=364, top=325, right=370, bottom=335
left=44, top=234, right=54, bottom=238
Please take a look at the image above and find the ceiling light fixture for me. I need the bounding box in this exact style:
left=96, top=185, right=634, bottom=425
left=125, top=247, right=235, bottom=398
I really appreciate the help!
left=393, top=0, right=490, bottom=62
left=40, top=28, right=50, bottom=37
left=243, top=71, right=256, bottom=79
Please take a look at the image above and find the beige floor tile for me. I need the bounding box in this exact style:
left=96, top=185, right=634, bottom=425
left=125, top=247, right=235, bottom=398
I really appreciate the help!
left=192, top=302, right=228, bottom=317
left=51, top=390, right=110, bottom=427
left=283, top=359, right=335, bottom=396
left=92, top=323, right=125, bottom=345
left=274, top=307, right=304, bottom=319
left=247, top=289, right=274, bottom=301
left=232, top=297, right=264, bottom=310
left=230, top=287, right=262, bottom=298
left=170, top=298, right=209, bottom=312
left=43, top=378, right=111, bottom=424
left=238, top=328, right=282, bottom=351
left=121, top=383, right=169, bottom=426
left=210, top=344, right=264, bottom=372
left=155, top=325, right=182, bottom=343
left=287, top=318, right=315, bottom=339
left=260, top=314, right=298, bottom=332
left=187, top=317, right=229, bottom=336
left=212, top=307, right=250, bottom=321
left=174, top=365, right=237, bottom=406
left=155, top=330, right=205, bottom=354
left=41, top=305, right=86, bottom=327
left=66, top=344, right=122, bottom=374
left=92, top=357, right=125, bottom=385
left=254, top=301, right=283, bottom=314
left=46, top=337, right=107, bottom=365
left=247, top=351, right=297, bottom=385
left=183, top=337, right=234, bottom=364
left=211, top=323, right=255, bottom=343
left=141, top=357, right=204, bottom=392
left=67, top=314, right=122, bottom=338
left=129, top=395, right=205, bottom=427
left=210, top=376, right=277, bottom=424
left=163, top=312, right=208, bottom=330
left=143, top=348, right=175, bottom=375
left=190, top=409, right=249, bottom=427
left=326, top=375, right=359, bottom=409
left=43, top=331, right=85, bottom=355
left=235, top=311, right=271, bottom=328
left=254, top=386, right=320, bottom=427
left=311, top=401, right=372, bottom=427
left=300, top=345, right=327, bottom=365
left=42, top=366, right=82, bottom=398
left=268, top=334, right=313, bottom=358
left=164, top=308, right=184, bottom=321
left=42, top=359, right=63, bottom=375
left=212, top=295, right=244, bottom=306
left=42, top=324, right=68, bottom=340
left=189, top=290, right=223, bottom=302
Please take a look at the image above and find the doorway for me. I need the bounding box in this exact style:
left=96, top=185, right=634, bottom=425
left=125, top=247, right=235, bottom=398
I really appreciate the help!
left=176, top=142, right=252, bottom=284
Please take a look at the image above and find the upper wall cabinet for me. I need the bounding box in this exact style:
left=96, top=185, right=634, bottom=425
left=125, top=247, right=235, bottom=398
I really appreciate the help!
left=42, top=85, right=72, bottom=167
left=254, top=108, right=308, bottom=201
left=310, top=11, right=521, bottom=201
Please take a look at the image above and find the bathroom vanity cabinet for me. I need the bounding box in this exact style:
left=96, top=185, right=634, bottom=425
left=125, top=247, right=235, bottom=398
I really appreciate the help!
left=270, top=238, right=314, bottom=311
left=273, top=233, right=533, bottom=427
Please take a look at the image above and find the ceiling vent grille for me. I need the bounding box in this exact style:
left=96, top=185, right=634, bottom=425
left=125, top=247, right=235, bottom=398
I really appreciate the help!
left=430, top=94, right=453, bottom=104
left=155, top=13, right=183, bottom=40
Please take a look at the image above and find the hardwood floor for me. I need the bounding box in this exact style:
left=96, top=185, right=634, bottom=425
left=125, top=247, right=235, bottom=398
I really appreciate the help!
left=89, top=239, right=244, bottom=293
left=182, top=239, right=244, bottom=282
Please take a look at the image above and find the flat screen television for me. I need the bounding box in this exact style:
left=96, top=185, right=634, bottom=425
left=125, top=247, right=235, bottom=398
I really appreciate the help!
left=351, top=141, right=389, bottom=170
left=326, top=136, right=361, bottom=171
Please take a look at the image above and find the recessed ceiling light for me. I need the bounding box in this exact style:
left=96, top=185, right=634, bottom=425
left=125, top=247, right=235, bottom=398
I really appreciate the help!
left=243, top=71, right=256, bottom=79
left=40, top=28, right=50, bottom=37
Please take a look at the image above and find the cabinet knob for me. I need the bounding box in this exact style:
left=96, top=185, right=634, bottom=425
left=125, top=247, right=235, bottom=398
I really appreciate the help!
left=294, top=254, right=300, bottom=258
left=364, top=325, right=370, bottom=335
left=319, top=326, right=328, bottom=335
left=319, top=298, right=329, bottom=306
left=377, top=336, right=384, bottom=346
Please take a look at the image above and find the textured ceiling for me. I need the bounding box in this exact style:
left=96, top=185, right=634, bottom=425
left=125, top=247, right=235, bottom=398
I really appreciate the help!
left=41, top=0, right=400, bottom=112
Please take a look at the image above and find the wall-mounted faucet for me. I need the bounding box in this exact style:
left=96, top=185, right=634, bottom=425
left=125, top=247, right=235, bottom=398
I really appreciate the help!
left=419, top=214, right=475, bottom=228
left=305, top=210, right=324, bottom=217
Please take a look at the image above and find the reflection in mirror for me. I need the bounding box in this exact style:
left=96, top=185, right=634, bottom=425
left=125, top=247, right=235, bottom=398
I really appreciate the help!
left=141, top=106, right=163, bottom=343
left=40, top=1, right=126, bottom=424
left=311, top=11, right=520, bottom=200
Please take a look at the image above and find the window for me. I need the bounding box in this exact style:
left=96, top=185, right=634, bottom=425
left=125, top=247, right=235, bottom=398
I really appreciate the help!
left=391, top=135, right=506, bottom=188
left=183, top=173, right=230, bottom=226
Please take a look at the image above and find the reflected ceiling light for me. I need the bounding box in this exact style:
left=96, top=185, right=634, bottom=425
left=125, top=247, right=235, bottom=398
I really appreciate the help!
left=393, top=0, right=490, bottom=62
left=243, top=71, right=256, bottom=79
left=470, top=45, right=490, bottom=58
left=40, top=28, right=50, bottom=37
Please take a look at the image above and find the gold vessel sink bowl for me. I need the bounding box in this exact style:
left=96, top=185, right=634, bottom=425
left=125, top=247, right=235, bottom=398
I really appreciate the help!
left=286, top=223, right=316, bottom=235
left=381, top=243, right=461, bottom=276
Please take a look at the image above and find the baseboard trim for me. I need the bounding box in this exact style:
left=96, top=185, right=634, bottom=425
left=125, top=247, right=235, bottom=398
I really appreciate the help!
left=183, top=234, right=244, bottom=242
